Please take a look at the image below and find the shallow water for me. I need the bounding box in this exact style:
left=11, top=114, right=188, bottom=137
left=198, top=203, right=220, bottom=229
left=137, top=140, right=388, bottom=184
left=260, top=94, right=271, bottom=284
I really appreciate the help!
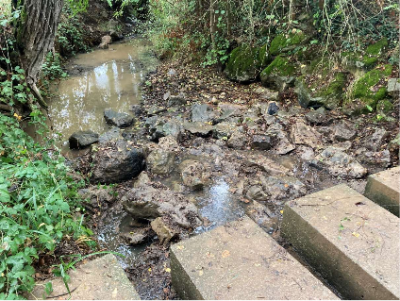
left=48, top=40, right=158, bottom=151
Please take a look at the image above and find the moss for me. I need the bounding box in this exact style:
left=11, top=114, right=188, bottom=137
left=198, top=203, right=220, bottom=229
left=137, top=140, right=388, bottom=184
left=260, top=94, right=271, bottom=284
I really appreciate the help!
left=352, top=65, right=392, bottom=101
left=319, top=72, right=347, bottom=98
left=366, top=38, right=388, bottom=55
left=377, top=99, right=394, bottom=114
left=261, top=56, right=296, bottom=78
left=225, top=45, right=269, bottom=82
left=270, top=32, right=306, bottom=56
left=362, top=56, right=378, bottom=68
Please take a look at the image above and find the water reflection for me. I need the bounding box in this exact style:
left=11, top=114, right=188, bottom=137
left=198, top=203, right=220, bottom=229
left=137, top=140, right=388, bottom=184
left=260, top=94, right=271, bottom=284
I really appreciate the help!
left=49, top=40, right=158, bottom=150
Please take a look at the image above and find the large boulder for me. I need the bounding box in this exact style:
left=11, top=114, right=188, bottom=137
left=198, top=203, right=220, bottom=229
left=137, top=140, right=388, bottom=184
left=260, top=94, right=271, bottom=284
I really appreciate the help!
left=69, top=130, right=99, bottom=149
left=146, top=149, right=175, bottom=175
left=90, top=139, right=145, bottom=184
left=224, top=45, right=268, bottom=82
left=269, top=32, right=308, bottom=56
left=260, top=56, right=297, bottom=92
left=104, top=109, right=134, bottom=128
left=121, top=183, right=202, bottom=231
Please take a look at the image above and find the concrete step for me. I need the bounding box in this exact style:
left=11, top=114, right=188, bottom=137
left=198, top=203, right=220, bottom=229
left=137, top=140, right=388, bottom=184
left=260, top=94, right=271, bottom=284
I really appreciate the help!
left=282, top=184, right=399, bottom=300
left=364, top=166, right=399, bottom=216
left=170, top=216, right=338, bottom=300
left=28, top=254, right=140, bottom=300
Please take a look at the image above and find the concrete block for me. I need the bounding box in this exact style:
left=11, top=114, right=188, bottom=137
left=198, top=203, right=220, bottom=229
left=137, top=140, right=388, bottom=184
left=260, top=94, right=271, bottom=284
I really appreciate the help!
left=282, top=184, right=399, bottom=300
left=28, top=254, right=140, bottom=300
left=364, top=167, right=399, bottom=216
left=171, top=216, right=338, bottom=300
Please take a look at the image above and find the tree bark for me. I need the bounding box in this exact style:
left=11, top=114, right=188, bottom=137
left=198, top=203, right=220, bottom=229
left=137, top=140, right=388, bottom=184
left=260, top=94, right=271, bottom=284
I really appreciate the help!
left=16, top=0, right=64, bottom=108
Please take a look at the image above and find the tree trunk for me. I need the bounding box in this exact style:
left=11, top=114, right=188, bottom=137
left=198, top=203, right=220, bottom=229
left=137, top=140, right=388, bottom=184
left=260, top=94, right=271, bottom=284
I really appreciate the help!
left=16, top=0, right=64, bottom=108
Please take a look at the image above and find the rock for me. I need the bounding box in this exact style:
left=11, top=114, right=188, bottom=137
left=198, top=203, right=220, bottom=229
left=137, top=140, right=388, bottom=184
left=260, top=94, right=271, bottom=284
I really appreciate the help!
left=246, top=186, right=269, bottom=201
left=134, top=172, right=151, bottom=188
left=296, top=146, right=315, bottom=163
left=98, top=35, right=112, bottom=49
left=227, top=131, right=248, bottom=149
left=168, top=94, right=187, bottom=107
left=388, top=133, right=400, bottom=151
left=104, top=109, right=134, bottom=128
left=147, top=105, right=167, bottom=116
left=167, top=68, right=178, bottom=78
left=98, top=127, right=122, bottom=145
left=158, top=135, right=180, bottom=151
left=122, top=183, right=202, bottom=230
left=269, top=32, right=308, bottom=56
left=213, top=122, right=236, bottom=139
left=183, top=121, right=214, bottom=136
left=180, top=160, right=210, bottom=189
left=358, top=150, right=391, bottom=167
left=365, top=128, right=388, bottom=151
left=245, top=201, right=276, bottom=230
left=147, top=118, right=183, bottom=141
left=217, top=102, right=247, bottom=121
left=245, top=154, right=291, bottom=176
left=253, top=86, right=279, bottom=101
left=387, top=78, right=400, bottom=98
left=262, top=175, right=307, bottom=201
left=69, top=130, right=99, bottom=149
left=78, top=186, right=116, bottom=212
left=333, top=121, right=356, bottom=141
left=266, top=126, right=296, bottom=155
left=120, top=229, right=149, bottom=246
left=290, top=119, right=322, bottom=148
left=131, top=105, right=144, bottom=116
left=260, top=56, right=296, bottom=92
left=191, top=103, right=216, bottom=122
left=151, top=217, right=178, bottom=245
left=90, top=140, right=145, bottom=184
left=224, top=45, right=268, bottom=82
left=314, top=147, right=367, bottom=179
left=267, top=102, right=279, bottom=115
left=147, top=149, right=175, bottom=175
left=305, top=107, right=331, bottom=125
left=251, top=134, right=276, bottom=150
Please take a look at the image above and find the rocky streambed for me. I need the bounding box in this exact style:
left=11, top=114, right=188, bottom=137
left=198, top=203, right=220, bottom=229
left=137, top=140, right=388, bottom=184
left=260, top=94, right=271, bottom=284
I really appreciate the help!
left=52, top=40, right=399, bottom=299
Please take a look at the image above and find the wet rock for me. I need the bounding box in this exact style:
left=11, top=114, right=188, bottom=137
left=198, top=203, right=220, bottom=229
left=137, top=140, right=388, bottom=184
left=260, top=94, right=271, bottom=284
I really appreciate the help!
left=290, top=119, right=322, bottom=148
left=251, top=134, right=277, bottom=150
left=98, top=127, right=122, bottom=145
left=246, top=186, right=269, bottom=201
left=227, top=131, right=248, bottom=149
left=134, top=172, right=151, bottom=188
left=147, top=149, right=175, bottom=175
left=120, top=227, right=151, bottom=246
left=253, top=86, right=279, bottom=101
left=122, top=183, right=202, bottom=230
left=305, top=107, right=331, bottom=125
left=333, top=121, right=356, bottom=141
left=314, top=147, right=367, bottom=179
left=191, top=103, right=216, bottom=122
left=99, top=35, right=112, bottom=49
left=104, top=109, right=134, bottom=128
left=183, top=121, right=214, bottom=136
left=130, top=105, right=144, bottom=116
left=262, top=175, right=307, bottom=200
left=245, top=201, right=276, bottom=231
left=78, top=185, right=116, bottom=212
left=151, top=217, right=178, bottom=245
left=365, top=128, right=388, bottom=151
left=357, top=149, right=391, bottom=167
left=387, top=78, right=400, bottom=98
left=91, top=140, right=145, bottom=184
left=213, top=122, right=236, bottom=139
left=180, top=160, right=210, bottom=189
left=69, top=130, right=99, bottom=149
left=267, top=102, right=279, bottom=115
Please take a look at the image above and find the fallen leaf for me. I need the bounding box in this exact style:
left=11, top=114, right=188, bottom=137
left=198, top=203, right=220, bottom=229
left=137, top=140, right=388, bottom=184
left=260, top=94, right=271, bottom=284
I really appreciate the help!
left=177, top=245, right=185, bottom=250
left=165, top=268, right=171, bottom=273
left=199, top=270, right=204, bottom=276
left=222, top=250, right=230, bottom=258
left=352, top=232, right=360, bottom=238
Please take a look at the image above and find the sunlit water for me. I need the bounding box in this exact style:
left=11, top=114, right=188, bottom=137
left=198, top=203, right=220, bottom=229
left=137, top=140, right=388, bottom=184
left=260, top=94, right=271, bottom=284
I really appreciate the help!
left=48, top=40, right=158, bottom=151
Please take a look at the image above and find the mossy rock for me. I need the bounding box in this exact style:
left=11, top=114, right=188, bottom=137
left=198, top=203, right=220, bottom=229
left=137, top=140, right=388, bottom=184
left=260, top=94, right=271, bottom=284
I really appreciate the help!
left=269, top=32, right=308, bottom=56
left=376, top=99, right=394, bottom=114
left=366, top=38, right=388, bottom=55
left=352, top=64, right=392, bottom=101
left=296, top=72, right=347, bottom=109
left=342, top=97, right=378, bottom=116
left=224, top=45, right=269, bottom=82
left=341, top=51, right=378, bottom=71
left=260, top=56, right=297, bottom=92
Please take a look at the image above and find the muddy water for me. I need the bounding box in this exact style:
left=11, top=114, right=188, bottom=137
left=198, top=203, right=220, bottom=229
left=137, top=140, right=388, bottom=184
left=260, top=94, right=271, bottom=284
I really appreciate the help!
left=49, top=40, right=158, bottom=152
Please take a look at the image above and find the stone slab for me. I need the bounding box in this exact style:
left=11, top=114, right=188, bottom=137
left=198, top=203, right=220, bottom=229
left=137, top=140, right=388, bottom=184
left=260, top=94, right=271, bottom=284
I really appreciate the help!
left=364, top=167, right=400, bottom=216
left=170, top=216, right=338, bottom=300
left=282, top=184, right=399, bottom=300
left=28, top=254, right=140, bottom=300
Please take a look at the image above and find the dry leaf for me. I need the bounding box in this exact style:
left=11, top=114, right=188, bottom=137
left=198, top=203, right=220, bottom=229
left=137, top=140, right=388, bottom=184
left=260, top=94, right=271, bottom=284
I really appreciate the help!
left=221, top=250, right=230, bottom=258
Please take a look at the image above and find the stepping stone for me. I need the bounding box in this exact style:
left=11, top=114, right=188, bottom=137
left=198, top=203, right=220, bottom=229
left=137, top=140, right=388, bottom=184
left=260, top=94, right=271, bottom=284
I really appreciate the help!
left=364, top=167, right=400, bottom=216
left=282, top=184, right=399, bottom=300
left=170, top=216, right=338, bottom=300
left=28, top=254, right=140, bottom=300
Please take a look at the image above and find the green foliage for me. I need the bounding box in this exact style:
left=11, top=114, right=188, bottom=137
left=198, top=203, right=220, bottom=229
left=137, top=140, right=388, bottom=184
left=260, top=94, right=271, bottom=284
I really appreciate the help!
left=269, top=32, right=306, bottom=56
left=41, top=52, right=67, bottom=81
left=261, top=56, right=296, bottom=78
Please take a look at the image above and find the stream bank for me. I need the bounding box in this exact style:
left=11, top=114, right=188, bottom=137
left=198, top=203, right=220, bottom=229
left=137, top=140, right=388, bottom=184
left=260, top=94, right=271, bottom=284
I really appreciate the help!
left=48, top=37, right=399, bottom=299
